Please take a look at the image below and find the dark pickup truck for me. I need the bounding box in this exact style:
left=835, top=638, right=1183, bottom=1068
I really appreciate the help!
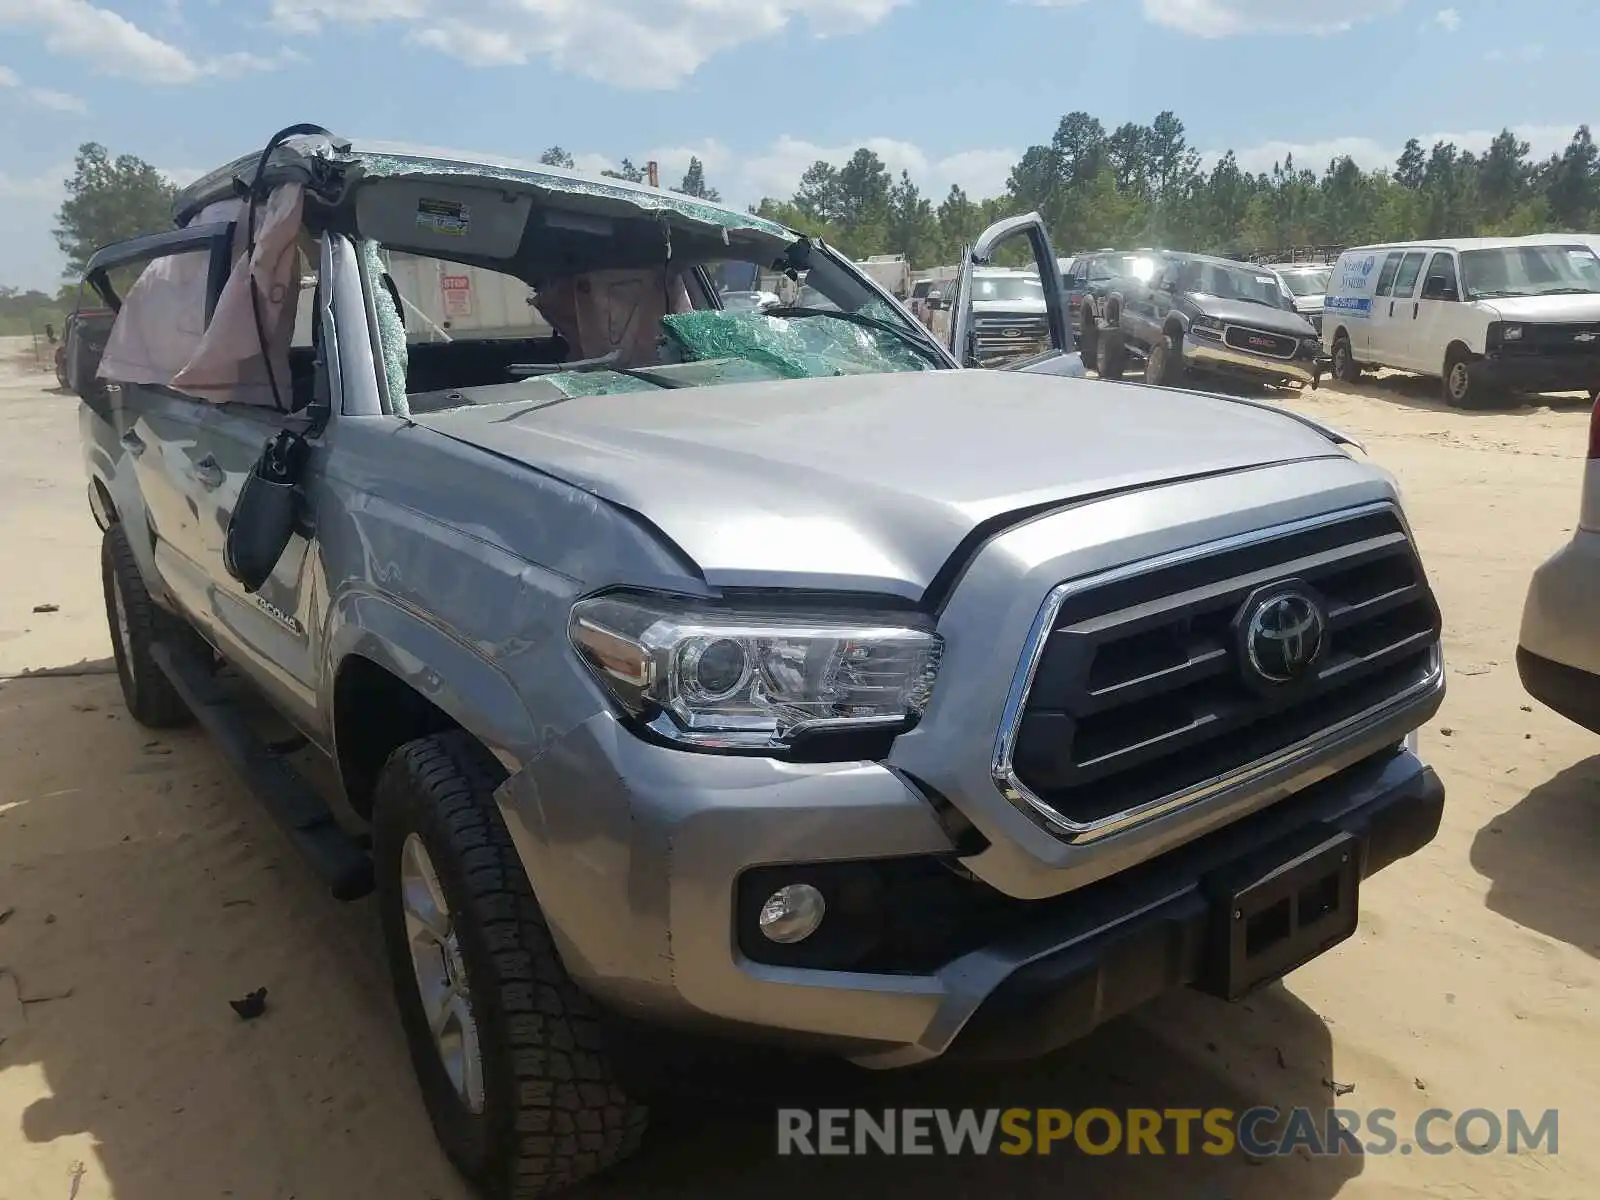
left=56, top=306, right=116, bottom=395
left=1090, top=251, right=1328, bottom=390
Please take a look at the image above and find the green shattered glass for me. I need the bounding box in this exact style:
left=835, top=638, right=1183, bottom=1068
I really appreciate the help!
left=533, top=371, right=661, bottom=397
left=661, top=309, right=933, bottom=379
left=362, top=240, right=410, bottom=416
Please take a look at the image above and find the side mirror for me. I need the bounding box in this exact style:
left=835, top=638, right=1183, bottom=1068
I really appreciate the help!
left=926, top=291, right=943, bottom=311
left=1423, top=276, right=1457, bottom=301
left=44, top=323, right=57, bottom=343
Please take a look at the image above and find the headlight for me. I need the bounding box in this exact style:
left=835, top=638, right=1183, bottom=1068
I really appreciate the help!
left=1190, top=314, right=1224, bottom=332
left=569, top=592, right=944, bottom=750
left=1502, top=324, right=1525, bottom=341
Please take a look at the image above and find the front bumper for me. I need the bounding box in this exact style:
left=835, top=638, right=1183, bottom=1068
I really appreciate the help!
left=1517, top=526, right=1600, bottom=730
left=1517, top=527, right=1600, bottom=678
left=498, top=710, right=1442, bottom=1070
left=1186, top=335, right=1326, bottom=387
left=1481, top=351, right=1600, bottom=395
left=945, top=747, right=1442, bottom=1062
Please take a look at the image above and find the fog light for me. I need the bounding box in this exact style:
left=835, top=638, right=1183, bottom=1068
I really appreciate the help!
left=758, top=884, right=826, bottom=944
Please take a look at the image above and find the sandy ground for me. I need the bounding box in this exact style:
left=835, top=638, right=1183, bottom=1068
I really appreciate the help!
left=1, top=336, right=1597, bottom=1199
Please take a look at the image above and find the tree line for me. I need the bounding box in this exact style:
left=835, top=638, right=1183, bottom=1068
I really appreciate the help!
left=25, top=116, right=1600, bottom=331
left=748, top=111, right=1600, bottom=268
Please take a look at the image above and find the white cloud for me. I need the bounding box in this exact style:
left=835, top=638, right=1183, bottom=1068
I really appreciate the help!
left=0, top=0, right=200, bottom=82
left=269, top=0, right=908, bottom=88
left=1214, top=123, right=1584, bottom=176
left=936, top=149, right=1020, bottom=198
left=0, top=158, right=204, bottom=291
left=27, top=87, right=88, bottom=113
left=202, top=47, right=305, bottom=75
left=156, top=164, right=207, bottom=187
left=1434, top=8, right=1460, bottom=32
left=0, top=0, right=299, bottom=84
left=1140, top=0, right=1399, bottom=37
left=1487, top=43, right=1544, bottom=63
left=0, top=164, right=66, bottom=203
left=571, top=152, right=620, bottom=177
left=0, top=65, right=88, bottom=112
left=563, top=135, right=1016, bottom=208
left=733, top=135, right=1017, bottom=203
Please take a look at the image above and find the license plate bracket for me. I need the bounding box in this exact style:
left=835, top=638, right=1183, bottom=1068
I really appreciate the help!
left=1201, top=829, right=1361, bottom=1001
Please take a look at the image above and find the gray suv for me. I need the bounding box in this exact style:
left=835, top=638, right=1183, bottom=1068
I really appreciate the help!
left=76, top=126, right=1446, bottom=1198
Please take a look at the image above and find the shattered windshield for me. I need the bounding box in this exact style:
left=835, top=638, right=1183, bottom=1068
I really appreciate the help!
left=1460, top=245, right=1600, bottom=299
left=372, top=225, right=945, bottom=417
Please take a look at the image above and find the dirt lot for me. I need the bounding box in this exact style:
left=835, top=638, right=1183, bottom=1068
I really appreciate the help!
left=2, top=338, right=1597, bottom=1199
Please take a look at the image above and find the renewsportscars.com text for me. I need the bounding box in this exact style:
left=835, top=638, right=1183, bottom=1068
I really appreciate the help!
left=776, top=1107, right=1559, bottom=1158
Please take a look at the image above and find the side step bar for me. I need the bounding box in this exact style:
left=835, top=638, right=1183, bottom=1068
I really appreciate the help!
left=150, top=641, right=374, bottom=901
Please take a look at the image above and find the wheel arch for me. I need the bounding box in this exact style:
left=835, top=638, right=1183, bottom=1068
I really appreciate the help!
left=324, top=597, right=538, bottom=818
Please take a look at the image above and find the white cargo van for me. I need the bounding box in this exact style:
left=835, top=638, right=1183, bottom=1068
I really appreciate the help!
left=1322, top=235, right=1600, bottom=407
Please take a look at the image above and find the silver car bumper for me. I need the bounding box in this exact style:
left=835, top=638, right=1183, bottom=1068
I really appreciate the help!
left=1186, top=336, right=1323, bottom=386
left=496, top=721, right=1443, bottom=1069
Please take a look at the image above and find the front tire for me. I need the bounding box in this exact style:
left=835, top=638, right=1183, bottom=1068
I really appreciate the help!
left=1098, top=325, right=1130, bottom=379
left=101, top=522, right=194, bottom=729
left=1331, top=333, right=1362, bottom=383
left=1077, top=315, right=1099, bottom=373
left=373, top=731, right=647, bottom=1198
left=1146, top=334, right=1184, bottom=387
left=1442, top=348, right=1504, bottom=410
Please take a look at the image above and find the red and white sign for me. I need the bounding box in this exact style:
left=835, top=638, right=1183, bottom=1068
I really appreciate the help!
left=441, top=273, right=473, bottom=318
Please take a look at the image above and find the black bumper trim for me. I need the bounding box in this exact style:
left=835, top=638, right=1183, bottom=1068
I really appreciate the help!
left=1517, top=645, right=1600, bottom=734
left=942, top=749, right=1443, bottom=1063
left=1482, top=353, right=1600, bottom=394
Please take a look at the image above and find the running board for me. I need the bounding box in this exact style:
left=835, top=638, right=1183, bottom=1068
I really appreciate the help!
left=149, top=641, right=374, bottom=902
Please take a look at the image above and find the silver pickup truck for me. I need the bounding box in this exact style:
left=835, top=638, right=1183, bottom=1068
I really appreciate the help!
left=76, top=126, right=1445, bottom=1198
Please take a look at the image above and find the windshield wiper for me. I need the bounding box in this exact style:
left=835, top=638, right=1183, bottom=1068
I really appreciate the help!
left=1536, top=287, right=1600, bottom=296
left=759, top=305, right=947, bottom=366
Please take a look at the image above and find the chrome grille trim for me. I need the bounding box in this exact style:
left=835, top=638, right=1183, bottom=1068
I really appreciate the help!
left=990, top=502, right=1445, bottom=843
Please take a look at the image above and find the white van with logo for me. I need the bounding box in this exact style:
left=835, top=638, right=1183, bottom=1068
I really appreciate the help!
left=1322, top=235, right=1600, bottom=407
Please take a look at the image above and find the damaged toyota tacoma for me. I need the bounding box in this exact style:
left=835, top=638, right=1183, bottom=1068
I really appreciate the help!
left=74, top=125, right=1446, bottom=1198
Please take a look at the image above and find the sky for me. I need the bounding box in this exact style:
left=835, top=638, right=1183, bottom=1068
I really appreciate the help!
left=0, top=0, right=1596, bottom=291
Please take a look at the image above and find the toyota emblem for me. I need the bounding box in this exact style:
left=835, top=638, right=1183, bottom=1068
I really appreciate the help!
left=1244, top=591, right=1326, bottom=684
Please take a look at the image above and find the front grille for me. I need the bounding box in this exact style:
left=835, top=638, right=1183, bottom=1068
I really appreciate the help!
left=1496, top=323, right=1600, bottom=356
left=975, top=313, right=1049, bottom=351
left=1223, top=325, right=1299, bottom=359
left=1002, top=506, right=1441, bottom=837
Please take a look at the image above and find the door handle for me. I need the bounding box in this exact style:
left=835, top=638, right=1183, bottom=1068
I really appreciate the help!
left=192, top=455, right=224, bottom=490
left=1413, top=302, right=1420, bottom=319
left=119, top=429, right=145, bottom=456
left=1388, top=300, right=1395, bottom=316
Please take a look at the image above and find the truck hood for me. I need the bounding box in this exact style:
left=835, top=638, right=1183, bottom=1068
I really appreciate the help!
left=1477, top=293, right=1600, bottom=323
left=413, top=371, right=1347, bottom=598
left=1190, top=296, right=1317, bottom=337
